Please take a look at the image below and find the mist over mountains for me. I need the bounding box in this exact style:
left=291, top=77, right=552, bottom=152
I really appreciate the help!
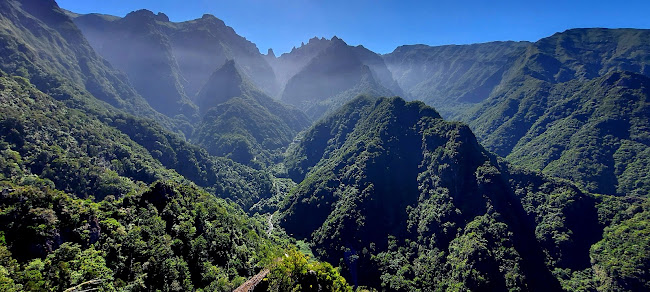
left=0, top=0, right=649, bottom=291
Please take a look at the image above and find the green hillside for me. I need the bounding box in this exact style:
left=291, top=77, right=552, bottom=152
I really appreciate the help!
left=463, top=29, right=650, bottom=196
left=1, top=1, right=649, bottom=291
left=192, top=60, right=310, bottom=167
left=0, top=53, right=349, bottom=292
left=281, top=96, right=650, bottom=291
left=383, top=41, right=529, bottom=117
left=0, top=0, right=186, bottom=134
left=471, top=72, right=650, bottom=196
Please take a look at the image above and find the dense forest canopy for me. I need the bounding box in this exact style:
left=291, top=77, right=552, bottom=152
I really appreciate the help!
left=0, top=0, right=649, bottom=291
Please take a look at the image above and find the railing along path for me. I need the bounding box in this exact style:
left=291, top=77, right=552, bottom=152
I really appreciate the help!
left=233, top=268, right=270, bottom=292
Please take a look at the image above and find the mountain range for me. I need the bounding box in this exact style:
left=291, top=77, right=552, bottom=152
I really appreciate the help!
left=0, top=0, right=648, bottom=291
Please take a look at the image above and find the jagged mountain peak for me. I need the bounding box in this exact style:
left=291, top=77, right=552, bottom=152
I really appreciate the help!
left=73, top=8, right=278, bottom=112
left=331, top=35, right=344, bottom=42
left=218, top=59, right=239, bottom=73
left=266, top=48, right=276, bottom=58
left=278, top=35, right=402, bottom=118
left=200, top=13, right=225, bottom=24
left=124, top=9, right=170, bottom=22
left=195, top=59, right=251, bottom=114
left=308, top=36, right=328, bottom=44
left=192, top=60, right=310, bottom=166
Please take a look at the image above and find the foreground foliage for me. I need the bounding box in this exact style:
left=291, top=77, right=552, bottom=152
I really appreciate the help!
left=0, top=47, right=349, bottom=291
left=0, top=178, right=350, bottom=291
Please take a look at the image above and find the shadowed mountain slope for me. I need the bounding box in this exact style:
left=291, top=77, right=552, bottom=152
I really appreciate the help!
left=193, top=60, right=310, bottom=167
left=280, top=96, right=648, bottom=290
left=280, top=37, right=398, bottom=119
left=0, top=0, right=181, bottom=130
left=72, top=10, right=279, bottom=103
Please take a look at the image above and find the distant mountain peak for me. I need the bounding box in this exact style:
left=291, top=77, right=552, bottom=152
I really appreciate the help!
left=308, top=36, right=327, bottom=44
left=199, top=13, right=226, bottom=26
left=124, top=9, right=169, bottom=22
left=220, top=59, right=242, bottom=77
left=196, top=59, right=248, bottom=114
left=266, top=48, right=276, bottom=58
left=156, top=12, right=170, bottom=22
left=331, top=35, right=346, bottom=44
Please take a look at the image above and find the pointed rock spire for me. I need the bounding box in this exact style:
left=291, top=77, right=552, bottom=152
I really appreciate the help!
left=267, top=48, right=276, bottom=58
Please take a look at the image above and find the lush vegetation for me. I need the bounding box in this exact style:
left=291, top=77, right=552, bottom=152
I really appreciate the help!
left=0, top=72, right=274, bottom=210
left=502, top=72, right=649, bottom=196
left=462, top=29, right=650, bottom=196
left=2, top=1, right=650, bottom=291
left=0, top=178, right=350, bottom=291
left=0, top=65, right=349, bottom=292
left=192, top=60, right=310, bottom=167
left=281, top=96, right=650, bottom=290
left=383, top=41, right=529, bottom=117
left=385, top=28, right=650, bottom=198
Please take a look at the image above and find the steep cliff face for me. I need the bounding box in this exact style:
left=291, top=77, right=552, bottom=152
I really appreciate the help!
left=76, top=10, right=197, bottom=119
left=72, top=10, right=279, bottom=116
left=0, top=0, right=169, bottom=124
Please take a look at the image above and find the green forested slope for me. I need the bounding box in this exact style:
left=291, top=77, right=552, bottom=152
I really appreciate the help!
left=192, top=60, right=310, bottom=167
left=383, top=41, right=529, bottom=116
left=475, top=72, right=650, bottom=196
left=384, top=29, right=650, bottom=198
left=2, top=1, right=649, bottom=291
left=0, top=179, right=350, bottom=291
left=462, top=29, right=650, bottom=196
left=0, top=62, right=350, bottom=292
left=0, top=72, right=274, bottom=209
left=501, top=28, right=650, bottom=84
left=281, top=96, right=650, bottom=291
left=0, top=0, right=185, bottom=133
left=466, top=29, right=650, bottom=149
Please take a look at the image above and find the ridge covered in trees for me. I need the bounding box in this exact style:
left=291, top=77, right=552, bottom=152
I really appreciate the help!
left=281, top=96, right=650, bottom=291
left=0, top=0, right=649, bottom=290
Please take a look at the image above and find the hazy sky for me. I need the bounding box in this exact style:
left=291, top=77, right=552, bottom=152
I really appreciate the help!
left=57, top=0, right=650, bottom=55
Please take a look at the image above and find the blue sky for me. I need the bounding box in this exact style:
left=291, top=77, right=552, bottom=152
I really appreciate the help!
left=57, top=0, right=650, bottom=55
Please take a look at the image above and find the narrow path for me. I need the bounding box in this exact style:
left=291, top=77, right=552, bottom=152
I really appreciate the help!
left=233, top=268, right=270, bottom=292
